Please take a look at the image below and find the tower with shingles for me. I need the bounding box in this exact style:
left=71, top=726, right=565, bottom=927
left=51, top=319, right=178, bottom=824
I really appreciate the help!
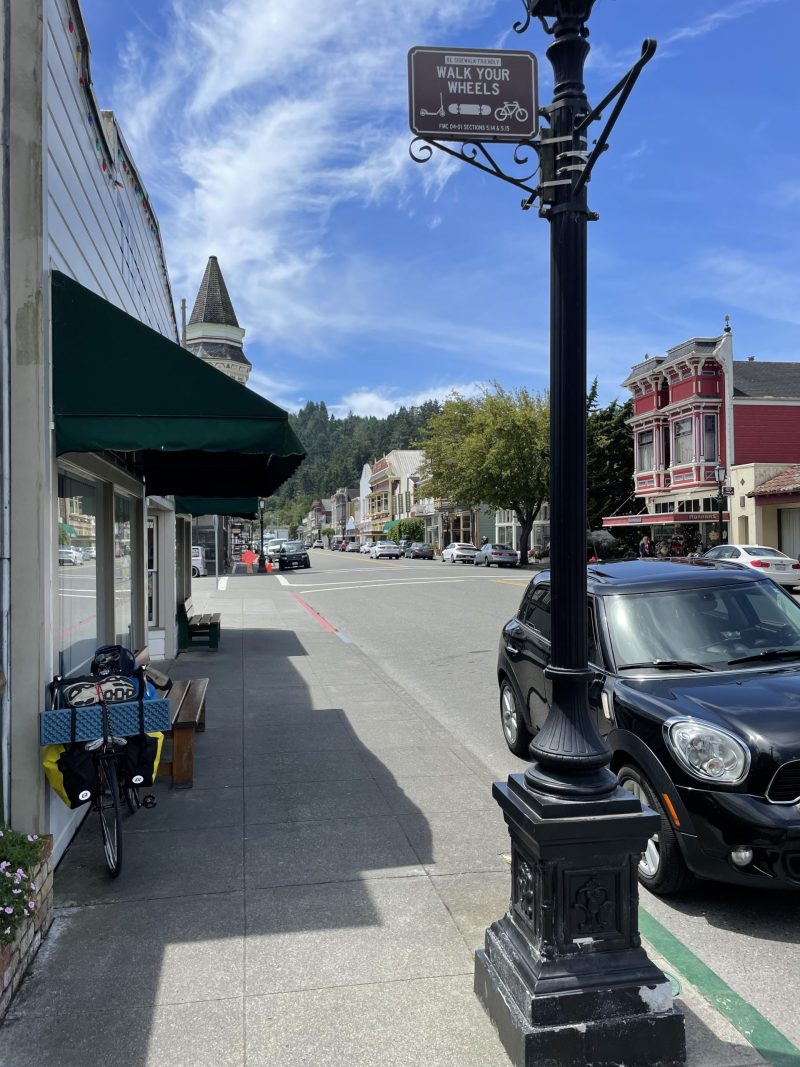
left=185, top=256, right=252, bottom=385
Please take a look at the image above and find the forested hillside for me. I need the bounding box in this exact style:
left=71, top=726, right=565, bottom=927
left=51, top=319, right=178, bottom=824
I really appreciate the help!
left=265, top=400, right=441, bottom=522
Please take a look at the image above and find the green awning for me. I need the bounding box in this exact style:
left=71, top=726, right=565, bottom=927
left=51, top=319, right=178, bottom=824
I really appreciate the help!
left=52, top=272, right=305, bottom=497
left=174, top=497, right=259, bottom=519
left=59, top=523, right=77, bottom=536
left=383, top=520, right=399, bottom=533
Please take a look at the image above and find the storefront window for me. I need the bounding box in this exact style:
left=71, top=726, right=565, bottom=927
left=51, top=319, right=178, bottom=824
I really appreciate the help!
left=57, top=473, right=98, bottom=675
left=114, top=494, right=134, bottom=647
left=147, top=517, right=158, bottom=627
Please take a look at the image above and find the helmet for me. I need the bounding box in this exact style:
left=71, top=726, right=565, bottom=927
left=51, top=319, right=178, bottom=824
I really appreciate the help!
left=91, top=644, right=136, bottom=676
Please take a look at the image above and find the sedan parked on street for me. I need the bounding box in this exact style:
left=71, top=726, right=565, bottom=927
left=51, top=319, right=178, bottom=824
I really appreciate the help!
left=277, top=541, right=311, bottom=570
left=359, top=542, right=372, bottom=554
left=58, top=546, right=81, bottom=566
left=404, top=542, right=434, bottom=560
left=345, top=542, right=361, bottom=553
left=497, top=559, right=800, bottom=896
left=703, top=544, right=800, bottom=588
left=474, top=543, right=519, bottom=568
left=370, top=541, right=401, bottom=559
left=312, top=539, right=324, bottom=549
left=442, top=542, right=477, bottom=564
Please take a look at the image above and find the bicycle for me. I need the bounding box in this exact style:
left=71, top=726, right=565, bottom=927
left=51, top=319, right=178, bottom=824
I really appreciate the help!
left=49, top=647, right=166, bottom=877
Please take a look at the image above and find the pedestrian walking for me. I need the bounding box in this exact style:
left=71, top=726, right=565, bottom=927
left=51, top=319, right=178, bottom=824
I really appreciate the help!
left=638, top=534, right=652, bottom=558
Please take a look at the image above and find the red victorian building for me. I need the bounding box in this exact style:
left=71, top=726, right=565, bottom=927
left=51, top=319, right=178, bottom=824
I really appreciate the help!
left=604, top=325, right=800, bottom=556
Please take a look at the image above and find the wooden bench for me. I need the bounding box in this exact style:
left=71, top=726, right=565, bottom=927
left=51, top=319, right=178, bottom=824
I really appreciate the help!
left=177, top=596, right=221, bottom=651
left=156, top=677, right=208, bottom=788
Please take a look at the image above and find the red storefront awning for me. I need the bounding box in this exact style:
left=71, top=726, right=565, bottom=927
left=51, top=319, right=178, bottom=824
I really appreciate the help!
left=603, top=512, right=729, bottom=529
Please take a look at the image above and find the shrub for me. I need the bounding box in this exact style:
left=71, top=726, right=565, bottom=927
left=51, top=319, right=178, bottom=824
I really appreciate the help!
left=0, top=827, right=45, bottom=946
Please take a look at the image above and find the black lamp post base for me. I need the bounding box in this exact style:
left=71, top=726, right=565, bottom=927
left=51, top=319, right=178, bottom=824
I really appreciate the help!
left=474, top=774, right=686, bottom=1066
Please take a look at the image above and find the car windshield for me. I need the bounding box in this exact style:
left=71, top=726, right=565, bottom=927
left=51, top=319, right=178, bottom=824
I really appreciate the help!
left=490, top=544, right=511, bottom=551
left=605, top=580, right=800, bottom=671
left=283, top=542, right=304, bottom=551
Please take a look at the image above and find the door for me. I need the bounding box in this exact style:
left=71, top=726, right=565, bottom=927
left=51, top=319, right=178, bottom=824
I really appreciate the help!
left=516, top=585, right=552, bottom=735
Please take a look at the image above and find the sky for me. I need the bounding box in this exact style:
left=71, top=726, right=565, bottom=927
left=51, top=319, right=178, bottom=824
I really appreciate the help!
left=80, top=0, right=800, bottom=417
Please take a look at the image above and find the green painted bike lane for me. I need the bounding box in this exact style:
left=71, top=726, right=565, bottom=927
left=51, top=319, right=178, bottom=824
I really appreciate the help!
left=640, top=908, right=800, bottom=1066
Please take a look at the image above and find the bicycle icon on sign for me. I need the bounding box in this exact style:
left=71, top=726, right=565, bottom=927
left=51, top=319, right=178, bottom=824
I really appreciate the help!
left=494, top=101, right=529, bottom=123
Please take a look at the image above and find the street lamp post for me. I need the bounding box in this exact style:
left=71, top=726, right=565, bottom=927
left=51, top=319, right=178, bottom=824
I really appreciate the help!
left=257, top=497, right=266, bottom=573
left=714, top=464, right=727, bottom=546
left=471, top=4, right=686, bottom=1064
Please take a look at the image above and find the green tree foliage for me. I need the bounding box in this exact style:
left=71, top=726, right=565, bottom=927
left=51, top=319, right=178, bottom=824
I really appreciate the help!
left=417, top=386, right=549, bottom=562
left=586, top=380, right=634, bottom=531
left=390, top=517, right=425, bottom=543
left=264, top=400, right=441, bottom=521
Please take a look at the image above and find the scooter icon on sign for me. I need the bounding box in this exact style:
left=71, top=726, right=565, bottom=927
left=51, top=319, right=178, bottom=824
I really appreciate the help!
left=420, top=93, right=445, bottom=118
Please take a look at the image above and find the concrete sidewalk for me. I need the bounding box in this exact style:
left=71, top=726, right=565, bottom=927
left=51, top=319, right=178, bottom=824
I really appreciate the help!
left=0, top=576, right=768, bottom=1066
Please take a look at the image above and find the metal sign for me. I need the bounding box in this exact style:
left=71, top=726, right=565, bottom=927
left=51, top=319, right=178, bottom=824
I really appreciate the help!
left=722, top=486, right=735, bottom=496
left=408, top=46, right=538, bottom=143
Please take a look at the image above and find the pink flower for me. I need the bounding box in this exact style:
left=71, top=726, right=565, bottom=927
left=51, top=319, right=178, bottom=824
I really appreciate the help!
left=0, top=861, right=9, bottom=870
left=26, top=834, right=38, bottom=842
left=27, top=901, right=34, bottom=910
left=11, top=889, right=20, bottom=895
left=3, top=907, right=12, bottom=914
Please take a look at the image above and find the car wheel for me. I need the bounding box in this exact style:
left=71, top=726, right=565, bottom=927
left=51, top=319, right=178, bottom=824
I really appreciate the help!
left=191, top=566, right=199, bottom=577
left=500, top=678, right=532, bottom=757
left=617, top=764, right=693, bottom=896
left=304, top=561, right=311, bottom=568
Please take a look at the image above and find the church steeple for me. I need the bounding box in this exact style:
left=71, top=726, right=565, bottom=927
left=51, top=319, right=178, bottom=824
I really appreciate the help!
left=185, top=256, right=252, bottom=385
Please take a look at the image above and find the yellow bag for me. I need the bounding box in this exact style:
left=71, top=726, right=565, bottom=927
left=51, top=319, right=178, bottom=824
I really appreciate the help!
left=42, top=743, right=99, bottom=808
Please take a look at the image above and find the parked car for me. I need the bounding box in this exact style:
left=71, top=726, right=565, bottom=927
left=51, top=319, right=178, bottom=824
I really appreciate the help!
left=397, top=538, right=414, bottom=554
left=370, top=540, right=401, bottom=559
left=442, top=542, right=477, bottom=564
left=339, top=540, right=350, bottom=552
left=474, top=543, right=519, bottom=568
left=266, top=539, right=286, bottom=561
left=329, top=537, right=343, bottom=551
left=312, top=539, right=324, bottom=549
left=345, top=542, right=361, bottom=553
left=359, top=542, right=373, bottom=555
left=191, top=545, right=208, bottom=577
left=404, top=542, right=434, bottom=560
left=278, top=541, right=311, bottom=570
left=703, top=544, right=800, bottom=588
left=58, top=546, right=81, bottom=566
left=497, top=559, right=800, bottom=895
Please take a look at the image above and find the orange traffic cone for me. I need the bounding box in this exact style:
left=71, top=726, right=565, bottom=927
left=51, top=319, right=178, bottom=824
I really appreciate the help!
left=266, top=561, right=273, bottom=574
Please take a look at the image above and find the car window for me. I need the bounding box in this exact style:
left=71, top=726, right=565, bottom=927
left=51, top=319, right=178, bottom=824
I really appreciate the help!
left=521, top=586, right=551, bottom=639
left=744, top=546, right=787, bottom=558
left=588, top=601, right=603, bottom=667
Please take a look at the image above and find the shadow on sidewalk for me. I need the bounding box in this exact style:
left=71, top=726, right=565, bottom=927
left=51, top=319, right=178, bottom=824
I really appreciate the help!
left=1, top=628, right=435, bottom=1066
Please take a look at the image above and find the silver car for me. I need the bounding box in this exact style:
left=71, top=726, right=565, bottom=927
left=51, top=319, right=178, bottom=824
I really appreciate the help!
left=370, top=540, right=401, bottom=559
left=474, top=542, right=519, bottom=568
left=442, top=542, right=477, bottom=564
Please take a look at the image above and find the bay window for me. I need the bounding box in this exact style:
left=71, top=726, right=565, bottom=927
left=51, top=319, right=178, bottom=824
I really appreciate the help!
left=703, top=414, right=717, bottom=461
left=673, top=417, right=694, bottom=465
left=636, top=429, right=654, bottom=472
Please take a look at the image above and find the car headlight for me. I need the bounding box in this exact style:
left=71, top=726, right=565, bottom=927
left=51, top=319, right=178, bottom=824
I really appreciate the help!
left=664, top=719, right=750, bottom=784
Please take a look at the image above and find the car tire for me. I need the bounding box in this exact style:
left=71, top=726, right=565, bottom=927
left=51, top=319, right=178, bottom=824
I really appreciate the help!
left=500, top=678, right=532, bottom=757
left=617, top=764, right=694, bottom=896
left=304, top=562, right=310, bottom=568
left=191, top=566, right=199, bottom=577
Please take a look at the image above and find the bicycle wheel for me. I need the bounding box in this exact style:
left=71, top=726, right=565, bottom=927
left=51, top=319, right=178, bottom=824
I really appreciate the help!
left=97, top=758, right=123, bottom=878
left=123, top=781, right=140, bottom=815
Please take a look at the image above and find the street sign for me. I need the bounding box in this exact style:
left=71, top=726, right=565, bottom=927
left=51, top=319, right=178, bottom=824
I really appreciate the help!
left=408, top=47, right=538, bottom=143
left=722, top=486, right=735, bottom=496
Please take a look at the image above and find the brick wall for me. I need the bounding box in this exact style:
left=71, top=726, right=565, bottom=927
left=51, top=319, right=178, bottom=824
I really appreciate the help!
left=0, top=837, right=54, bottom=1019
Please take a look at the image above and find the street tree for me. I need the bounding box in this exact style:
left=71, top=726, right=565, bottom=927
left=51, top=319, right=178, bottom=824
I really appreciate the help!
left=417, top=386, right=549, bottom=562
left=586, top=380, right=634, bottom=531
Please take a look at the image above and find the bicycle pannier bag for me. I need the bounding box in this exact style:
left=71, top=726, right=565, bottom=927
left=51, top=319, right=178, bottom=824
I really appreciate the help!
left=119, top=731, right=164, bottom=788
left=42, top=741, right=99, bottom=808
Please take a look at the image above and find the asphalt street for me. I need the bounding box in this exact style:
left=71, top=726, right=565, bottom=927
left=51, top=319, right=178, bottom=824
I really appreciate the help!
left=272, top=549, right=800, bottom=1054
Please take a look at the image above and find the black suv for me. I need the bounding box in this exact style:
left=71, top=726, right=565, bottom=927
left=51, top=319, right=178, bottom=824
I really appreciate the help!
left=278, top=541, right=311, bottom=570
left=497, top=560, right=800, bottom=895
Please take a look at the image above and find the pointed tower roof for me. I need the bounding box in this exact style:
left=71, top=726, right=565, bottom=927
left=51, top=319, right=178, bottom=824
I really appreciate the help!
left=188, top=255, right=239, bottom=327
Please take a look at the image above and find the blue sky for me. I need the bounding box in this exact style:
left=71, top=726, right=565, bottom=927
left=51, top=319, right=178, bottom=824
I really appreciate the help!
left=81, top=0, right=800, bottom=415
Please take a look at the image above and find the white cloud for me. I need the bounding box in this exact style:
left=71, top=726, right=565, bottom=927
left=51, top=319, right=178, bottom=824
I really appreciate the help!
left=699, top=252, right=800, bottom=327
left=110, top=0, right=498, bottom=362
left=331, top=381, right=487, bottom=419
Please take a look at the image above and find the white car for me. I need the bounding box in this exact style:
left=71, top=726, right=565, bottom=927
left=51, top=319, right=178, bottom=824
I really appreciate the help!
left=473, top=542, right=519, bottom=567
left=359, top=542, right=372, bottom=555
left=703, top=544, right=800, bottom=587
left=370, top=540, right=401, bottom=559
left=312, top=539, right=324, bottom=549
left=442, top=542, right=477, bottom=564
left=58, top=546, right=81, bottom=566
left=266, top=539, right=286, bottom=561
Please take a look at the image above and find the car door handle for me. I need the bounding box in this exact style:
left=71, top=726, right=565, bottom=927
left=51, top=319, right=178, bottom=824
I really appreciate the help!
left=505, top=643, right=521, bottom=656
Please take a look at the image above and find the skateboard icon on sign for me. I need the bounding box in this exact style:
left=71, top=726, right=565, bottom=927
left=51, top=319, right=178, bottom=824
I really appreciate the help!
left=448, top=103, right=491, bottom=116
